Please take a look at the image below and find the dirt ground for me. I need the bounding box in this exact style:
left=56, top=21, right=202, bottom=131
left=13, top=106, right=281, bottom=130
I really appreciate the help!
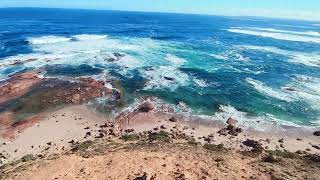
left=1, top=139, right=320, bottom=180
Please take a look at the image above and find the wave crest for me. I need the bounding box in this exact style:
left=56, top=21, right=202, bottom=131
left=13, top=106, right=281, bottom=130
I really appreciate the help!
left=28, top=36, right=71, bottom=45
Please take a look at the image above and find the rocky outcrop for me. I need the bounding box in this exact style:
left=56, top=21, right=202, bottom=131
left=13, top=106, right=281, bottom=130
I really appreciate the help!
left=0, top=71, right=43, bottom=104
left=40, top=77, right=115, bottom=105
left=226, top=117, right=238, bottom=126
left=0, top=112, right=15, bottom=130
left=104, top=53, right=126, bottom=62
left=0, top=71, right=121, bottom=134
left=313, top=131, right=320, bottom=136
left=217, top=117, right=242, bottom=136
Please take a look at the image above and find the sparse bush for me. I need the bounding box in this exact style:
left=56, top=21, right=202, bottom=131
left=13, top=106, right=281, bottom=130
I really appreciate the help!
left=121, top=133, right=140, bottom=141
left=71, top=140, right=94, bottom=152
left=148, top=131, right=170, bottom=142
left=266, top=150, right=297, bottom=159
left=21, top=154, right=35, bottom=162
left=203, top=143, right=225, bottom=151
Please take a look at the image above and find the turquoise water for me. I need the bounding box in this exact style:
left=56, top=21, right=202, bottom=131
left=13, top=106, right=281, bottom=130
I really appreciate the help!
left=0, top=8, right=320, bottom=127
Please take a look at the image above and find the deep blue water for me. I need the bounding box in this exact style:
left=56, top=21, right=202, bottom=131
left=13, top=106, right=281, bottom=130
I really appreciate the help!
left=1, top=8, right=320, bottom=127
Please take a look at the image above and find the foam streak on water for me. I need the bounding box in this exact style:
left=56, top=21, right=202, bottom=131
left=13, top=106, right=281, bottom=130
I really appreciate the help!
left=228, top=28, right=320, bottom=43
left=1, top=9, right=320, bottom=128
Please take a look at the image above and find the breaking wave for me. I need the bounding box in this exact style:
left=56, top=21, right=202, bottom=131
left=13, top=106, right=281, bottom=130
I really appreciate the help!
left=246, top=78, right=293, bottom=102
left=212, top=105, right=302, bottom=131
left=232, top=27, right=320, bottom=37
left=142, top=66, right=190, bottom=91
left=27, top=36, right=72, bottom=45
left=165, top=54, right=186, bottom=66
left=72, top=34, right=108, bottom=41
left=239, top=45, right=320, bottom=68
left=228, top=28, right=320, bottom=43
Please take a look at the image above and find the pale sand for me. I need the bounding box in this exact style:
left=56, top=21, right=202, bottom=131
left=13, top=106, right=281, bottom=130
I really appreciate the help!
left=0, top=105, right=108, bottom=163
left=117, top=110, right=320, bottom=154
left=1, top=104, right=319, bottom=165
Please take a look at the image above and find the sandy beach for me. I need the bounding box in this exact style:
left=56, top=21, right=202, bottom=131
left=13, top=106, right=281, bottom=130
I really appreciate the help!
left=0, top=101, right=319, bottom=179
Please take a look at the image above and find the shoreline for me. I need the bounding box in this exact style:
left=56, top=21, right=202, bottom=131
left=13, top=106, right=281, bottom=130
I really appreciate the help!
left=1, top=101, right=319, bottom=164
left=0, top=103, right=319, bottom=179
left=0, top=70, right=319, bottom=178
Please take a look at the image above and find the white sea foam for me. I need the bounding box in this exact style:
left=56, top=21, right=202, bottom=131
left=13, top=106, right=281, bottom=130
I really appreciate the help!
left=246, top=78, right=293, bottom=102
left=228, top=28, right=320, bottom=43
left=72, top=34, right=108, bottom=40
left=239, top=45, right=320, bottom=68
left=0, top=42, right=4, bottom=50
left=212, top=105, right=301, bottom=131
left=0, top=53, right=67, bottom=67
left=193, top=78, right=209, bottom=88
left=233, top=27, right=320, bottom=37
left=210, top=50, right=249, bottom=62
left=284, top=75, right=320, bottom=111
left=142, top=66, right=190, bottom=91
left=28, top=36, right=72, bottom=45
left=165, top=54, right=186, bottom=66
left=210, top=54, right=228, bottom=60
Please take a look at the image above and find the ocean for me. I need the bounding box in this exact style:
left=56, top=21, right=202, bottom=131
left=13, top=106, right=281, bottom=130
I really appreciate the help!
left=0, top=8, right=320, bottom=128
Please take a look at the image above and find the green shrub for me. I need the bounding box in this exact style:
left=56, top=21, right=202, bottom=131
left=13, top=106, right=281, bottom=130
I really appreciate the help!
left=121, top=133, right=140, bottom=141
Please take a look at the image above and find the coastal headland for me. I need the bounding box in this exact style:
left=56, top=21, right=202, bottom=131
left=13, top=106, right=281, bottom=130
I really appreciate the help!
left=0, top=70, right=319, bottom=179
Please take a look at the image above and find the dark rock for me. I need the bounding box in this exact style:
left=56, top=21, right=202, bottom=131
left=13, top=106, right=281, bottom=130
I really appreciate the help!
left=144, top=67, right=155, bottom=71
left=204, top=137, right=211, bottom=143
left=295, top=150, right=304, bottom=154
left=68, top=140, right=75, bottom=144
left=217, top=128, right=228, bottom=136
left=164, top=77, right=175, bottom=81
left=169, top=117, right=177, bottom=122
left=134, top=172, right=147, bottom=180
left=138, top=101, right=154, bottom=113
left=235, top=127, right=243, bottom=133
left=95, top=133, right=104, bottom=139
left=280, top=144, right=284, bottom=148
left=113, top=52, right=125, bottom=58
left=160, top=125, right=166, bottom=129
left=228, top=129, right=238, bottom=136
left=125, top=129, right=135, bottom=133
left=105, top=57, right=117, bottom=62
left=109, top=129, right=116, bottom=136
left=313, top=131, right=320, bottom=136
left=263, top=154, right=279, bottom=163
left=312, top=145, right=320, bottom=150
left=283, top=87, right=296, bottom=92
left=306, top=154, right=320, bottom=162
left=278, top=138, right=284, bottom=143
left=243, top=139, right=263, bottom=152
left=86, top=132, right=91, bottom=136
left=226, top=124, right=235, bottom=131
left=99, top=124, right=108, bottom=128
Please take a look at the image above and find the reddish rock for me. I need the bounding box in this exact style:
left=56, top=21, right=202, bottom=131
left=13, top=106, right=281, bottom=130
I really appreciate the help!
left=0, top=71, right=43, bottom=104
left=226, top=117, right=238, bottom=126
left=39, top=77, right=115, bottom=105
left=0, top=112, right=15, bottom=129
left=0, top=113, right=45, bottom=139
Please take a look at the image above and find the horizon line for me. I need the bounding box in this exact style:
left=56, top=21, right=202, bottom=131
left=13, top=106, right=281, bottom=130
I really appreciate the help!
left=0, top=7, right=319, bottom=23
